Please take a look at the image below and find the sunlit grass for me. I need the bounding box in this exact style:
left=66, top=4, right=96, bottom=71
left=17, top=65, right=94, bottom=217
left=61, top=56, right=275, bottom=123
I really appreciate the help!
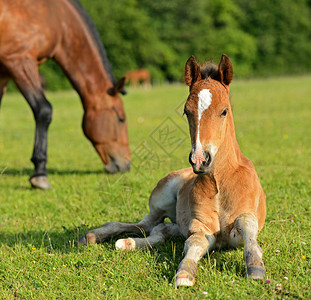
left=0, top=77, right=310, bottom=298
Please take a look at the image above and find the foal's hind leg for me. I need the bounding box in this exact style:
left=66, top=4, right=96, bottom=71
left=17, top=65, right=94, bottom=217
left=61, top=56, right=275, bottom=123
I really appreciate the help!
left=115, top=222, right=180, bottom=250
left=5, top=57, right=52, bottom=189
left=79, top=171, right=183, bottom=246
left=78, top=211, right=165, bottom=245
left=233, top=213, right=265, bottom=279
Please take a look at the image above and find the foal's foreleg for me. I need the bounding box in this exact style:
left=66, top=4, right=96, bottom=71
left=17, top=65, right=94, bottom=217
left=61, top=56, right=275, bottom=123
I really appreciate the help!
left=175, top=219, right=216, bottom=287
left=234, top=213, right=265, bottom=279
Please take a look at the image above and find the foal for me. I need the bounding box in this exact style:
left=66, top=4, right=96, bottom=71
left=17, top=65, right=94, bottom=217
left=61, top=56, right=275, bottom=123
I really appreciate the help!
left=79, top=55, right=266, bottom=287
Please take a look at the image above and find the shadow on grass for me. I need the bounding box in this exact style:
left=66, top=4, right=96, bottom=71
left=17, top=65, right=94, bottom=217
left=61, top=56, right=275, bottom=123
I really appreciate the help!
left=0, top=226, right=247, bottom=280
left=0, top=225, right=186, bottom=254
left=2, top=167, right=104, bottom=176
left=0, top=227, right=84, bottom=253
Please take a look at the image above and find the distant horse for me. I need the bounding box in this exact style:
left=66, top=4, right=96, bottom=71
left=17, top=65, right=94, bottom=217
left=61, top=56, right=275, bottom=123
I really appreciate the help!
left=80, top=55, right=266, bottom=287
left=124, top=69, right=151, bottom=87
left=0, top=0, right=131, bottom=189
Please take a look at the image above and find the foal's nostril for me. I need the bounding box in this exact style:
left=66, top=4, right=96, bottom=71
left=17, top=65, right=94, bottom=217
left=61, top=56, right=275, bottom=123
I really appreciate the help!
left=203, top=152, right=211, bottom=165
left=189, top=152, right=193, bottom=165
left=189, top=151, right=212, bottom=170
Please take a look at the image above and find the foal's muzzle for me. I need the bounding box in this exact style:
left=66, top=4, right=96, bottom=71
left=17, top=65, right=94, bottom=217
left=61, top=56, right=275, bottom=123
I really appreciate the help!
left=189, top=150, right=213, bottom=174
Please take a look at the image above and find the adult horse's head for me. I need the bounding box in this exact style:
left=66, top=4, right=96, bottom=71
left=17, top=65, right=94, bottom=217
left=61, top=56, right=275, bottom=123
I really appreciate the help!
left=184, top=54, right=233, bottom=174
left=83, top=77, right=131, bottom=173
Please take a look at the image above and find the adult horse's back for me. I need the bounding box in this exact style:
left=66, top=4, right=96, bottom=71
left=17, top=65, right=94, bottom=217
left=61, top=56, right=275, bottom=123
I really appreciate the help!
left=124, top=69, right=151, bottom=87
left=0, top=0, right=131, bottom=189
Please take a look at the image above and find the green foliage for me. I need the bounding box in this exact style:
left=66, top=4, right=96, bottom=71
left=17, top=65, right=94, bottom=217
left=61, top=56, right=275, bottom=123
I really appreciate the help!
left=0, top=78, right=310, bottom=298
left=193, top=0, right=258, bottom=76
left=237, top=0, right=311, bottom=75
left=39, top=60, right=72, bottom=91
left=5, top=0, right=311, bottom=90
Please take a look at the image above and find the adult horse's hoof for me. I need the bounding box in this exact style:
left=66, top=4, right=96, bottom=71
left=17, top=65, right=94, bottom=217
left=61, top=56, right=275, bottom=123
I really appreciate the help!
left=246, top=265, right=266, bottom=279
left=29, top=176, right=51, bottom=189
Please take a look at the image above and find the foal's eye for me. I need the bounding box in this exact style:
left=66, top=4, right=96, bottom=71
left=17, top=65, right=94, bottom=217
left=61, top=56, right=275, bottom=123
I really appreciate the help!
left=119, top=118, right=125, bottom=123
left=221, top=108, right=228, bottom=117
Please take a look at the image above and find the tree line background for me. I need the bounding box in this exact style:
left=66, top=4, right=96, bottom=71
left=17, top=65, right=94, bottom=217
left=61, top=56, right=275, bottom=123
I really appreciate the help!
left=30, top=0, right=311, bottom=89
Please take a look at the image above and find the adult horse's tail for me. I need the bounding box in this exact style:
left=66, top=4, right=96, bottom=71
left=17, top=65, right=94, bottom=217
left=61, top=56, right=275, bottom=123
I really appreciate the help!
left=0, top=79, right=9, bottom=109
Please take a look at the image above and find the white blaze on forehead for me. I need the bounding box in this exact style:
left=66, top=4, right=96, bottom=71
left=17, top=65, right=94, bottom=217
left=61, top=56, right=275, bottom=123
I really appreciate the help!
left=197, top=89, right=212, bottom=121
left=193, top=89, right=215, bottom=165
left=196, top=88, right=212, bottom=144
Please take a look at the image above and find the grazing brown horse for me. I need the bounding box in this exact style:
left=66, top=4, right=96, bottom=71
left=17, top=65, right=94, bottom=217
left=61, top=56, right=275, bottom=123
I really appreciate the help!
left=0, top=0, right=130, bottom=189
left=124, top=69, right=151, bottom=87
left=79, top=55, right=266, bottom=287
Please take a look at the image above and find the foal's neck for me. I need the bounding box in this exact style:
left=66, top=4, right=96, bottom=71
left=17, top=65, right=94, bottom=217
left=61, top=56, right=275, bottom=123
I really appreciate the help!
left=211, top=114, right=241, bottom=180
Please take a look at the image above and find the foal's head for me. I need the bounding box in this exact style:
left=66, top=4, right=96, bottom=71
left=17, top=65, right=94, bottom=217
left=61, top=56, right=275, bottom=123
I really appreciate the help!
left=184, top=54, right=233, bottom=174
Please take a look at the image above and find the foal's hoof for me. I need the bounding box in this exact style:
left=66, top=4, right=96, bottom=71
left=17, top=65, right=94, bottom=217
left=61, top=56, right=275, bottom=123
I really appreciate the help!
left=175, top=271, right=195, bottom=287
left=78, top=232, right=97, bottom=246
left=78, top=235, right=87, bottom=246
left=246, top=265, right=266, bottom=280
left=29, top=176, right=51, bottom=189
left=115, top=238, right=136, bottom=251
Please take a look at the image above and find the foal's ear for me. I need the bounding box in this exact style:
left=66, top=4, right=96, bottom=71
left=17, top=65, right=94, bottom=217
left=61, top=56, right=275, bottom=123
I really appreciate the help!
left=185, top=56, right=201, bottom=87
left=218, top=54, right=233, bottom=86
left=108, top=77, right=127, bottom=96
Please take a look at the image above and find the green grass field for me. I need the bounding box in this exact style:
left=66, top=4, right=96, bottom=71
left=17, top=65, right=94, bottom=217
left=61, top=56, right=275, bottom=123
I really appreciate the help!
left=0, top=76, right=310, bottom=299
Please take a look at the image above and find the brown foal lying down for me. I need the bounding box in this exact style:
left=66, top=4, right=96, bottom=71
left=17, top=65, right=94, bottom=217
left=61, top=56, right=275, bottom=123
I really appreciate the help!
left=79, top=54, right=266, bottom=287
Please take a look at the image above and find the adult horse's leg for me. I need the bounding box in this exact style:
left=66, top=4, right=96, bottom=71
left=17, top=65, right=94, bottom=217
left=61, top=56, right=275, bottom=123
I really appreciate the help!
left=0, top=77, right=10, bottom=109
left=233, top=213, right=265, bottom=279
left=5, top=58, right=52, bottom=189
left=132, top=78, right=138, bottom=87
left=144, top=75, right=151, bottom=88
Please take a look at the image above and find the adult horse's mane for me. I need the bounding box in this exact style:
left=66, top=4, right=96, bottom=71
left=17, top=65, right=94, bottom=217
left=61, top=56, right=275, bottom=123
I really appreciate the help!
left=68, top=0, right=117, bottom=87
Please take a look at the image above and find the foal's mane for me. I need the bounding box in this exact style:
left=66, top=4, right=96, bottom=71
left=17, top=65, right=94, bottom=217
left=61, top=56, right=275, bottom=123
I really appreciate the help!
left=200, top=61, right=232, bottom=105
left=200, top=62, right=219, bottom=80
left=68, top=0, right=117, bottom=86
